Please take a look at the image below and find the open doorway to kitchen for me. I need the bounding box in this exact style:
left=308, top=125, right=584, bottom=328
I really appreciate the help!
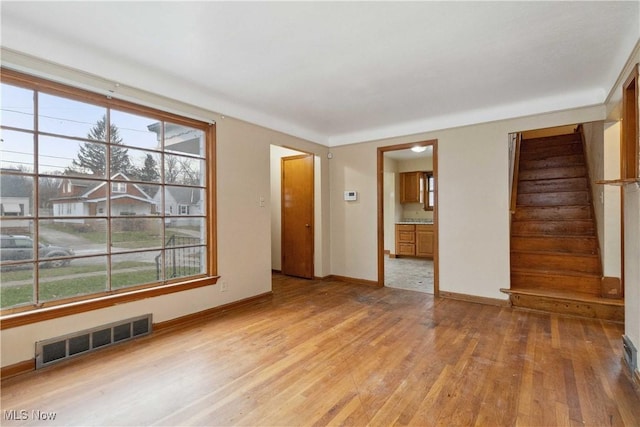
left=377, top=140, right=438, bottom=295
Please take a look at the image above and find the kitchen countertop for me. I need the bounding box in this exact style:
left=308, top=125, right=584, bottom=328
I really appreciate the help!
left=396, top=221, right=434, bottom=225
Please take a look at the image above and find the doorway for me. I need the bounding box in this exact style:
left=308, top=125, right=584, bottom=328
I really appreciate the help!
left=377, top=140, right=438, bottom=295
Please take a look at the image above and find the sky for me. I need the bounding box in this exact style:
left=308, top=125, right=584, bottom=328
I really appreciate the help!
left=0, top=82, right=205, bottom=178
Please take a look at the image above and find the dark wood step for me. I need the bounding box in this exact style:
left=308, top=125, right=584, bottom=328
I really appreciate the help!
left=511, top=251, right=601, bottom=275
left=511, top=220, right=595, bottom=236
left=513, top=205, right=592, bottom=221
left=519, top=154, right=585, bottom=170
left=521, top=133, right=580, bottom=147
left=519, top=143, right=584, bottom=160
left=518, top=177, right=587, bottom=194
left=519, top=165, right=587, bottom=181
left=511, top=235, right=598, bottom=254
left=500, top=287, right=623, bottom=322
left=517, top=191, right=590, bottom=207
left=509, top=270, right=601, bottom=296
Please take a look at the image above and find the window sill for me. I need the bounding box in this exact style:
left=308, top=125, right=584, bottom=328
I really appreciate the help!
left=0, top=275, right=220, bottom=330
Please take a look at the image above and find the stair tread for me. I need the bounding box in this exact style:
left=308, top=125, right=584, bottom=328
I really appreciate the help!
left=518, top=190, right=588, bottom=196
left=511, top=267, right=601, bottom=278
left=511, top=219, right=594, bottom=223
left=511, top=249, right=599, bottom=258
left=501, top=287, right=624, bottom=306
left=511, top=234, right=597, bottom=239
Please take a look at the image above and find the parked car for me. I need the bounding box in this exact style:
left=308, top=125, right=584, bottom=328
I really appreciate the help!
left=0, top=235, right=74, bottom=268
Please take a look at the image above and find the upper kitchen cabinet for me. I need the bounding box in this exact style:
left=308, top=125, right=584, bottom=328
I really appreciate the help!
left=399, top=171, right=421, bottom=203
left=399, top=171, right=435, bottom=210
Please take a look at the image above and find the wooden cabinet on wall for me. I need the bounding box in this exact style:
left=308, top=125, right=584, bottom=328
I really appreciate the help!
left=399, top=172, right=421, bottom=203
left=395, top=224, right=434, bottom=258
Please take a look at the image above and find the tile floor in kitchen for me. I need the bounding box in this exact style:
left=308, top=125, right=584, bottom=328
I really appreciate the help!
left=384, top=254, right=434, bottom=294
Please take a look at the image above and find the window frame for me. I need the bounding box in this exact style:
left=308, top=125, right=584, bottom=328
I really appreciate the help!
left=421, top=171, right=435, bottom=211
left=0, top=68, right=218, bottom=329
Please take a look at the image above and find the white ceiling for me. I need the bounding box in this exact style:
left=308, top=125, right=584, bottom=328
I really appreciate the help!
left=1, top=1, right=639, bottom=147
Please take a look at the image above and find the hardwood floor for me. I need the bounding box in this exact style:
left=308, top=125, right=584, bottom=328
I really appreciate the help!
left=2, top=274, right=639, bottom=426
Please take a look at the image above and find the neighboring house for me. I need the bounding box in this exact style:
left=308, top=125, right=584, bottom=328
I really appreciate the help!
left=0, top=170, right=32, bottom=232
left=0, top=172, right=30, bottom=217
left=157, top=186, right=202, bottom=225
left=147, top=121, right=202, bottom=155
left=51, top=172, right=158, bottom=223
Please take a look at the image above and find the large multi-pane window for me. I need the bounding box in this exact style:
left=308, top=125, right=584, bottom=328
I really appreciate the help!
left=0, top=70, right=215, bottom=314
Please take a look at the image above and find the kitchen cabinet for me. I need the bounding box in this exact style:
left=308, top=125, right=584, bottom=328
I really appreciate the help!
left=395, top=223, right=433, bottom=258
left=395, top=224, right=416, bottom=256
left=399, top=172, right=421, bottom=203
left=416, top=224, right=434, bottom=258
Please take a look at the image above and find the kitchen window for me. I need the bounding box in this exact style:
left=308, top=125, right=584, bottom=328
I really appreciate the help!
left=0, top=68, right=217, bottom=323
left=425, top=172, right=435, bottom=211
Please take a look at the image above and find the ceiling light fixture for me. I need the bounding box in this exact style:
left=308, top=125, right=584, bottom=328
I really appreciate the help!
left=411, top=146, right=427, bottom=153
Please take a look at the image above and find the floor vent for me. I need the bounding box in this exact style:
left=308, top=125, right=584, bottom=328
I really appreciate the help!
left=623, top=335, right=638, bottom=373
left=35, top=314, right=152, bottom=369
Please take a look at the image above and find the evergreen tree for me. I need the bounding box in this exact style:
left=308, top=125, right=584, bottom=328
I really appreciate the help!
left=70, top=115, right=132, bottom=177
left=137, top=154, right=160, bottom=182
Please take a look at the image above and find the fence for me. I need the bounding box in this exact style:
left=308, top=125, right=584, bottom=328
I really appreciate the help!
left=155, top=234, right=202, bottom=280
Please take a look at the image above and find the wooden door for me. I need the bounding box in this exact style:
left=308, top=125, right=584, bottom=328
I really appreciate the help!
left=281, top=154, right=314, bottom=278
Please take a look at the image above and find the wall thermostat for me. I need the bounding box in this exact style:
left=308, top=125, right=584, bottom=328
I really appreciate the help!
left=344, top=191, right=358, bottom=201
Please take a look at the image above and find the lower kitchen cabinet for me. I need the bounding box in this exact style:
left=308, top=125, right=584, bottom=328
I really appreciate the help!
left=416, top=224, right=434, bottom=258
left=395, top=223, right=433, bottom=258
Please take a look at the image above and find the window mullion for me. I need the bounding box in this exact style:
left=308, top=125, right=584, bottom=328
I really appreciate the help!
left=106, top=108, right=112, bottom=293
left=33, top=89, right=40, bottom=306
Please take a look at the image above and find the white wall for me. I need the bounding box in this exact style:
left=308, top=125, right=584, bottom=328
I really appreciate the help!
left=383, top=156, right=398, bottom=253
left=583, top=121, right=606, bottom=256
left=603, top=122, right=622, bottom=277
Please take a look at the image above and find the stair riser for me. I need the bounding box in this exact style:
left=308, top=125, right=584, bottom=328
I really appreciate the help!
left=512, top=252, right=600, bottom=272
left=517, top=191, right=590, bottom=206
left=511, top=236, right=598, bottom=254
left=520, top=155, right=585, bottom=170
left=519, top=143, right=583, bottom=160
left=519, top=166, right=587, bottom=181
left=511, top=221, right=595, bottom=236
left=518, top=177, right=587, bottom=194
left=513, top=206, right=592, bottom=221
left=521, top=134, right=580, bottom=147
left=511, top=253, right=601, bottom=274
left=510, top=272, right=601, bottom=295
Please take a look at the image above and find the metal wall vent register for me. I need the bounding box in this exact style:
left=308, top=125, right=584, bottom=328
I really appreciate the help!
left=622, top=335, right=638, bottom=373
left=35, top=314, right=152, bottom=369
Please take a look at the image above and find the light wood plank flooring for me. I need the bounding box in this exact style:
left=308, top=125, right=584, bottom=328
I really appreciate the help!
left=2, top=274, right=639, bottom=426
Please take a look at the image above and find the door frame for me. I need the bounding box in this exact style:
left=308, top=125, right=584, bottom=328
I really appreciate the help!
left=377, top=140, right=439, bottom=295
left=620, top=63, right=639, bottom=296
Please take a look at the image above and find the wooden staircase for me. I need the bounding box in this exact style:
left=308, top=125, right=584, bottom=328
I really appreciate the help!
left=503, top=131, right=624, bottom=322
